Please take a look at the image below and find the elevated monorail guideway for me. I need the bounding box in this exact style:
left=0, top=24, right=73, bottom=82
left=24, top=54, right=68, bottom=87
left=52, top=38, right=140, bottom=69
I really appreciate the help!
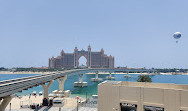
left=0, top=69, right=85, bottom=98
left=0, top=68, right=156, bottom=98
left=0, top=68, right=156, bottom=111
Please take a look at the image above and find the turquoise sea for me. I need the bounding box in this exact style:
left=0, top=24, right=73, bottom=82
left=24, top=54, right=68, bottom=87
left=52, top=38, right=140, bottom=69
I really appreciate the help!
left=1, top=74, right=188, bottom=98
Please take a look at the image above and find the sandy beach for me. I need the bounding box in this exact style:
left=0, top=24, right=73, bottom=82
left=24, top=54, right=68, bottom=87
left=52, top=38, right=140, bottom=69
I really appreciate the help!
left=5, top=95, right=78, bottom=110
left=5, top=95, right=43, bottom=110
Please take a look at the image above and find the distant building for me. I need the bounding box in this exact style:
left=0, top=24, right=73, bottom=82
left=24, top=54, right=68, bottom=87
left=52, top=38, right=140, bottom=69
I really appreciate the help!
left=98, top=81, right=188, bottom=111
left=49, top=45, right=114, bottom=69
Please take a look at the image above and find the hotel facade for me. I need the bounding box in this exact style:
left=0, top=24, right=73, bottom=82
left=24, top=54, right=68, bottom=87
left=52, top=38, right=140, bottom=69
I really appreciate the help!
left=49, top=45, right=114, bottom=69
left=98, top=81, right=188, bottom=111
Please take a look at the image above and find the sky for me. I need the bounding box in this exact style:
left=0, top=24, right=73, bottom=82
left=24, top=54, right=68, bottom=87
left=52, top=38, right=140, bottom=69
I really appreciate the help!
left=0, top=0, right=188, bottom=68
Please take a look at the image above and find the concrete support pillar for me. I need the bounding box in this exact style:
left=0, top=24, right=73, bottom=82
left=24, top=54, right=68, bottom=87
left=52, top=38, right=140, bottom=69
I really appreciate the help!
left=126, top=71, right=129, bottom=76
left=0, top=96, right=12, bottom=111
left=137, top=87, right=144, bottom=111
left=109, top=72, right=112, bottom=77
left=42, top=80, right=54, bottom=99
left=57, top=76, right=67, bottom=91
left=95, top=73, right=98, bottom=79
left=79, top=74, right=83, bottom=83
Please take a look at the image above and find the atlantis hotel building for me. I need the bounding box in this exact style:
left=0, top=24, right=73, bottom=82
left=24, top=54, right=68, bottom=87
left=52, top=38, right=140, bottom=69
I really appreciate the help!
left=49, top=45, right=114, bottom=69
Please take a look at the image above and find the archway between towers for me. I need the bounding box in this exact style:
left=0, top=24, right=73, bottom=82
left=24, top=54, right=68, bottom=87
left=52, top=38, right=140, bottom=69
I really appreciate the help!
left=75, top=52, right=90, bottom=68
left=78, top=56, right=87, bottom=67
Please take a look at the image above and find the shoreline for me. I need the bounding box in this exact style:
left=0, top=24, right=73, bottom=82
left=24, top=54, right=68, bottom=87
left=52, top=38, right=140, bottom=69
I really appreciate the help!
left=86, top=72, right=188, bottom=75
left=0, top=71, right=50, bottom=74
left=1, top=71, right=188, bottom=75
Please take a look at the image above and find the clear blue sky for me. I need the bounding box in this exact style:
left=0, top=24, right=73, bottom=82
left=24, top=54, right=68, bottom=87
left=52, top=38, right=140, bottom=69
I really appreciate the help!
left=0, top=0, right=188, bottom=68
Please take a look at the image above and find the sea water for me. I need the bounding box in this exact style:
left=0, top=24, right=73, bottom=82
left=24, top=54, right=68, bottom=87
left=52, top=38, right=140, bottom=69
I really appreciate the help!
left=1, top=74, right=188, bottom=98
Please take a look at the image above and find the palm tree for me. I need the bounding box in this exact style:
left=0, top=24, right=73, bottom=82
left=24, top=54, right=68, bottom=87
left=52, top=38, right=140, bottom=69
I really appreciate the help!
left=137, top=75, right=152, bottom=82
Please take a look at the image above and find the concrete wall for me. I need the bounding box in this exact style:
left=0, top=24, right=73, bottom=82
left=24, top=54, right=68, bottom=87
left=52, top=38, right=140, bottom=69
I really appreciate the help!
left=98, top=85, right=120, bottom=111
left=98, top=81, right=188, bottom=111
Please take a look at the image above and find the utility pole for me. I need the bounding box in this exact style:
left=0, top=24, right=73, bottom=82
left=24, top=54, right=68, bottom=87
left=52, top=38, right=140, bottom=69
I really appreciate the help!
left=9, top=103, right=11, bottom=111
left=77, top=96, right=79, bottom=111
left=86, top=92, right=87, bottom=103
